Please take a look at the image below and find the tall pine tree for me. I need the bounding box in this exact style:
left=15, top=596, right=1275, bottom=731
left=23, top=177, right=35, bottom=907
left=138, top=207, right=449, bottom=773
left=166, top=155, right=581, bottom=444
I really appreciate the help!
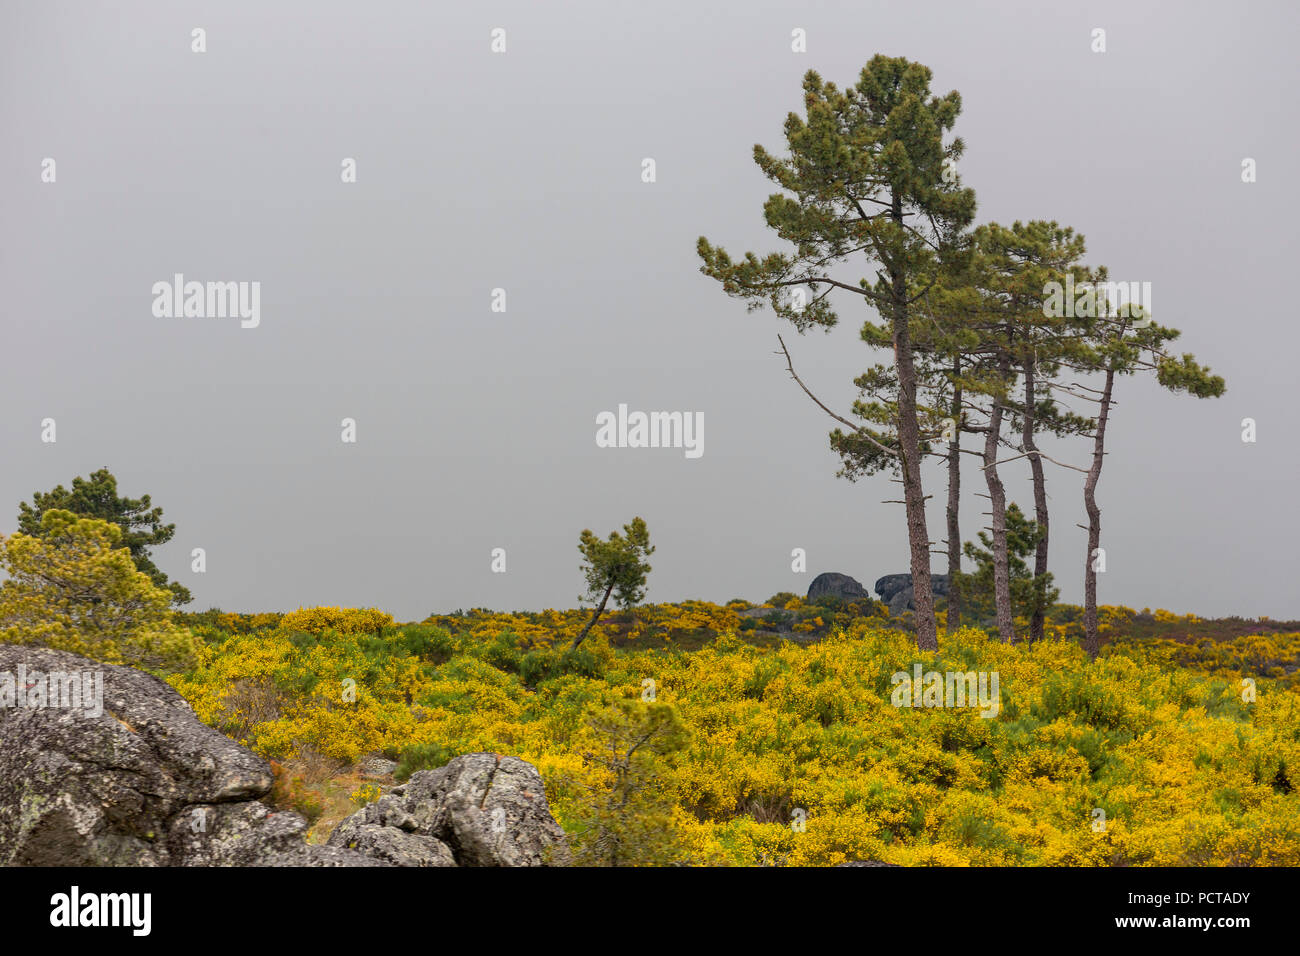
left=1066, top=297, right=1224, bottom=655
left=698, top=57, right=975, bottom=650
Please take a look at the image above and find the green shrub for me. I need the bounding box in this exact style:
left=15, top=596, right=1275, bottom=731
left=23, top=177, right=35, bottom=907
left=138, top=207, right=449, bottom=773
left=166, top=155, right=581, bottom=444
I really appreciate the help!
left=519, top=648, right=559, bottom=686
left=559, top=645, right=606, bottom=679
left=479, top=631, right=524, bottom=673
left=391, top=625, right=457, bottom=663
left=808, top=593, right=844, bottom=611
left=1034, top=671, right=1133, bottom=731
left=395, top=741, right=458, bottom=782
left=766, top=610, right=794, bottom=629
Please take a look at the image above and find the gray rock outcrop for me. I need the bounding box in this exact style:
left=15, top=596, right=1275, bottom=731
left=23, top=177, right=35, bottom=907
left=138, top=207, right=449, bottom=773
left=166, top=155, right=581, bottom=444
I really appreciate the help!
left=838, top=859, right=902, bottom=867
left=0, top=644, right=362, bottom=866
left=0, top=644, right=569, bottom=867
left=329, top=753, right=572, bottom=867
left=359, top=755, right=398, bottom=779
left=806, top=572, right=873, bottom=604
left=168, top=800, right=378, bottom=866
left=874, top=573, right=950, bottom=615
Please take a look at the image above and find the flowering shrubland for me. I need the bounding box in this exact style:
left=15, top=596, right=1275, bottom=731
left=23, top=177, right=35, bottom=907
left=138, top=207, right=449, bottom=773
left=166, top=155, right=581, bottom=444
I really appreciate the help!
left=421, top=600, right=746, bottom=650
left=279, top=606, right=394, bottom=637
left=167, top=603, right=1300, bottom=866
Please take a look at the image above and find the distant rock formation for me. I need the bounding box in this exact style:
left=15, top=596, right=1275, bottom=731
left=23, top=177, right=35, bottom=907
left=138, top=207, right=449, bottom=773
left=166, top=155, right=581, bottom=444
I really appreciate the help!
left=874, top=573, right=950, bottom=616
left=806, top=572, right=873, bottom=603
left=0, top=644, right=568, bottom=867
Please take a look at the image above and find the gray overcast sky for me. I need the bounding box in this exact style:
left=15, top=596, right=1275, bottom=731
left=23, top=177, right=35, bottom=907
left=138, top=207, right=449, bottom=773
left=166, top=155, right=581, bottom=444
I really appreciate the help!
left=2, top=0, right=1297, bottom=621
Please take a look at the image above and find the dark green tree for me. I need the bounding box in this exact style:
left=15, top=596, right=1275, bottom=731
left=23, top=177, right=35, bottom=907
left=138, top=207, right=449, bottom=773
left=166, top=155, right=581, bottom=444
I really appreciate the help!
left=951, top=222, right=1097, bottom=643
left=698, top=56, right=976, bottom=651
left=957, top=502, right=1058, bottom=626
left=17, top=467, right=192, bottom=606
left=572, top=517, right=654, bottom=649
left=831, top=221, right=1096, bottom=641
left=975, top=222, right=1096, bottom=643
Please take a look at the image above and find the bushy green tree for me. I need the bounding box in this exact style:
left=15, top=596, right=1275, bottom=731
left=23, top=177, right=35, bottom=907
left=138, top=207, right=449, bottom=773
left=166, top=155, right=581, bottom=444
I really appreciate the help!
left=18, top=467, right=191, bottom=606
left=0, top=510, right=196, bottom=671
left=573, top=699, right=689, bottom=866
left=957, top=503, right=1058, bottom=628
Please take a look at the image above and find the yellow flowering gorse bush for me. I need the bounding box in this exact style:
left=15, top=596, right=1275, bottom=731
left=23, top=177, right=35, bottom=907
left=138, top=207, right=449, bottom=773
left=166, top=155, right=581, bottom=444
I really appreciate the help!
left=168, top=603, right=1300, bottom=866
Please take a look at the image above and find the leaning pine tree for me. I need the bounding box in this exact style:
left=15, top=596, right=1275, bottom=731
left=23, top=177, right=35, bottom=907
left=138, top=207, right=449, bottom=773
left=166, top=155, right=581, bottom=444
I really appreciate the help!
left=1067, top=296, right=1224, bottom=656
left=697, top=57, right=976, bottom=650
left=571, top=517, right=654, bottom=650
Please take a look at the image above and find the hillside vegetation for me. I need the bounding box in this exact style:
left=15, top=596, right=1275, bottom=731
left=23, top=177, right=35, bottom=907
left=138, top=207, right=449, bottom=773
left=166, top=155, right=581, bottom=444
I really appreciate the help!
left=166, top=601, right=1300, bottom=866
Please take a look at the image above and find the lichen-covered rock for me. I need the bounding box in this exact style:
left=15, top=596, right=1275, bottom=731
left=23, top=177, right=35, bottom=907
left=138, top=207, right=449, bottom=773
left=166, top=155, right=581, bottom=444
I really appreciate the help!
left=0, top=644, right=275, bottom=865
left=0, top=645, right=570, bottom=867
left=358, top=755, right=398, bottom=779
left=838, top=860, right=901, bottom=867
left=169, top=801, right=383, bottom=867
left=0, top=645, right=372, bottom=866
left=329, top=753, right=572, bottom=866
left=328, top=813, right=457, bottom=867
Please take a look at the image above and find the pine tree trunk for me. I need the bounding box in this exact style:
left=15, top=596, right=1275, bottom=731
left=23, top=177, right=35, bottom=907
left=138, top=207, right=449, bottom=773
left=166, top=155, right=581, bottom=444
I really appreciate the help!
left=890, top=193, right=938, bottom=651
left=1022, top=360, right=1049, bottom=643
left=945, top=361, right=962, bottom=634
left=983, top=378, right=1015, bottom=644
left=573, top=580, right=615, bottom=650
left=1083, top=368, right=1115, bottom=658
